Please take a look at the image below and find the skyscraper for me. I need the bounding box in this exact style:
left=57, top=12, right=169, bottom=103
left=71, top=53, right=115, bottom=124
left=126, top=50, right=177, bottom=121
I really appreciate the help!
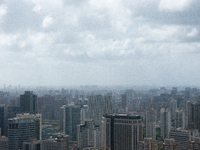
left=160, top=108, right=171, bottom=139
left=60, top=104, right=81, bottom=141
left=20, top=91, right=37, bottom=113
left=145, top=108, right=156, bottom=140
left=102, top=114, right=143, bottom=150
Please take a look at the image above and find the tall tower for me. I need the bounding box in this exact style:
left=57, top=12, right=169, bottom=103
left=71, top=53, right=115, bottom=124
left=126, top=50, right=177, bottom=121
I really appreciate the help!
left=145, top=108, right=156, bottom=140
left=102, top=114, right=143, bottom=150
left=60, top=104, right=81, bottom=141
left=20, top=91, right=37, bottom=113
left=160, top=108, right=171, bottom=139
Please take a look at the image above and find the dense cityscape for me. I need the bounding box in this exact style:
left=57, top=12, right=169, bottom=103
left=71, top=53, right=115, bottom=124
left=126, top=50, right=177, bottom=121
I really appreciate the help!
left=1, top=0, right=200, bottom=150
left=0, top=85, right=200, bottom=149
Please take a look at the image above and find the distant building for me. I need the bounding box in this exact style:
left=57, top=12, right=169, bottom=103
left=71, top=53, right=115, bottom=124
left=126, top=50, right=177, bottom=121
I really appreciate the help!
left=0, top=104, right=8, bottom=136
left=145, top=108, right=156, bottom=140
left=88, top=94, right=113, bottom=126
left=20, top=91, right=37, bottom=113
left=121, top=94, right=127, bottom=110
left=169, top=99, right=177, bottom=122
left=102, top=114, right=143, bottom=150
left=80, top=105, right=89, bottom=124
left=60, top=104, right=81, bottom=141
left=42, top=134, right=69, bottom=150
left=160, top=108, right=171, bottom=139
left=7, top=106, right=20, bottom=119
left=77, top=120, right=101, bottom=149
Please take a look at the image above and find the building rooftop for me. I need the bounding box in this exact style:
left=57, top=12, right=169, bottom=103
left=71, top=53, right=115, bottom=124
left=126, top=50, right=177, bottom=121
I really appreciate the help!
left=103, top=113, right=141, bottom=119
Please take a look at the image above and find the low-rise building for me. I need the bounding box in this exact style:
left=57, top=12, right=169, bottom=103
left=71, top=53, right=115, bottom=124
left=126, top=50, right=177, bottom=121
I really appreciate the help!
left=42, top=134, right=69, bottom=150
left=138, top=138, right=180, bottom=150
left=187, top=137, right=200, bottom=150
left=23, top=138, right=42, bottom=150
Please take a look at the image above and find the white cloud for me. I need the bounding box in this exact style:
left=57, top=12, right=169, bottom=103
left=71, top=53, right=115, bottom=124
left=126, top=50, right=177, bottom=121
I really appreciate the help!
left=41, top=16, right=53, bottom=28
left=0, top=0, right=200, bottom=86
left=187, top=28, right=198, bottom=37
left=0, top=5, right=7, bottom=17
left=32, top=4, right=41, bottom=12
left=159, top=0, right=192, bottom=11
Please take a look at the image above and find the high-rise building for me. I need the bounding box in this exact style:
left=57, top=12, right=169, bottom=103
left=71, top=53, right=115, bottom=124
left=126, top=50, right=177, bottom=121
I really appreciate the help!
left=88, top=94, right=113, bottom=126
left=77, top=120, right=101, bottom=149
left=121, top=94, right=127, bottom=110
left=160, top=108, right=171, bottom=139
left=34, top=114, right=42, bottom=140
left=169, top=99, right=177, bottom=122
left=80, top=105, right=89, bottom=124
left=60, top=104, right=81, bottom=141
left=145, top=108, right=156, bottom=140
left=102, top=114, right=143, bottom=150
left=175, top=109, right=185, bottom=129
left=20, top=91, right=37, bottom=113
left=188, top=102, right=195, bottom=129
left=8, top=114, right=36, bottom=150
left=188, top=102, right=200, bottom=132
left=0, top=104, right=8, bottom=136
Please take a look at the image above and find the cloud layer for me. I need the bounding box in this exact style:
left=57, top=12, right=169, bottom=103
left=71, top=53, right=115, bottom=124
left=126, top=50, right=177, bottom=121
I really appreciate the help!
left=0, top=0, right=200, bottom=87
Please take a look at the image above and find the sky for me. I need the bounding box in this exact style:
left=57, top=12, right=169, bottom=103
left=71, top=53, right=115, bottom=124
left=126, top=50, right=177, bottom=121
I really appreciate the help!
left=0, top=0, right=200, bottom=87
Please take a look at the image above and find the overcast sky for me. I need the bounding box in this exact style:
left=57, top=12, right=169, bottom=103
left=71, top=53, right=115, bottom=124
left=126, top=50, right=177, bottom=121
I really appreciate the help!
left=0, top=0, right=200, bottom=87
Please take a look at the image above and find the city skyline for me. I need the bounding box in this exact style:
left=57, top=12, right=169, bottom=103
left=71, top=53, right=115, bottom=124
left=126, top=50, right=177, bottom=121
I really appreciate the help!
left=0, top=0, right=200, bottom=86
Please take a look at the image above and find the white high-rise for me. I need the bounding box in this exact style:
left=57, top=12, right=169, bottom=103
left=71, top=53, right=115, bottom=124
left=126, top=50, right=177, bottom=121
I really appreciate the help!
left=145, top=108, right=156, bottom=140
left=160, top=108, right=171, bottom=139
left=175, top=109, right=186, bottom=129
left=60, top=104, right=81, bottom=141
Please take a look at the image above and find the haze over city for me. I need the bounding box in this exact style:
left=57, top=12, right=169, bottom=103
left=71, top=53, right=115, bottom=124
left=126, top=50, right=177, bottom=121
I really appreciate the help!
left=0, top=0, right=200, bottom=87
